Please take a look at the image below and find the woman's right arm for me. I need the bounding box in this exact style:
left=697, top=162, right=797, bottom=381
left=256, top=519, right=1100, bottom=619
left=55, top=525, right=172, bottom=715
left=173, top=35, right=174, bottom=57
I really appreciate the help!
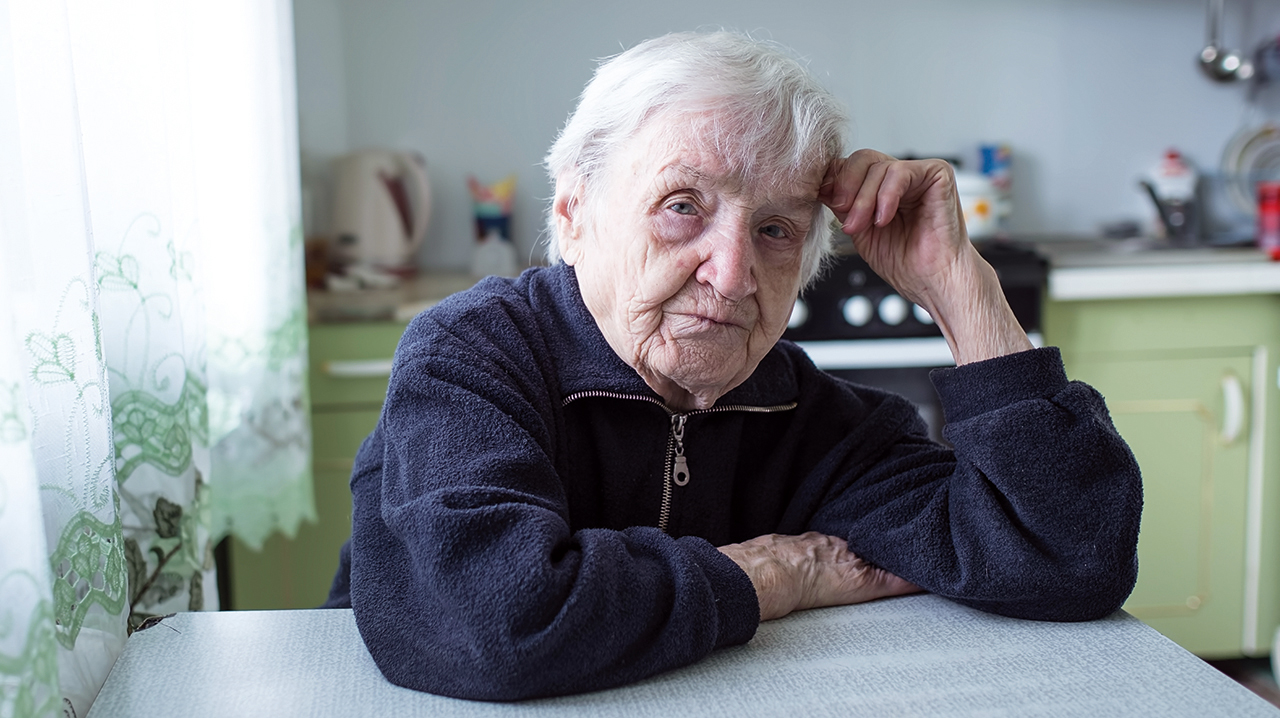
left=346, top=310, right=758, bottom=701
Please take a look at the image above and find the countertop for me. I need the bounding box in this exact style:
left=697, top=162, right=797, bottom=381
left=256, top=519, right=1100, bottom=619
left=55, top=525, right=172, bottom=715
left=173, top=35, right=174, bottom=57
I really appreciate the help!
left=1032, top=237, right=1280, bottom=301
left=308, top=272, right=482, bottom=324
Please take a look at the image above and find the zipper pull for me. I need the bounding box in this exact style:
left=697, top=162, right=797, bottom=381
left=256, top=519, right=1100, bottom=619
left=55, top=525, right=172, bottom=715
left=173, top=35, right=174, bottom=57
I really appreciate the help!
left=671, top=414, right=690, bottom=486
left=674, top=455, right=689, bottom=486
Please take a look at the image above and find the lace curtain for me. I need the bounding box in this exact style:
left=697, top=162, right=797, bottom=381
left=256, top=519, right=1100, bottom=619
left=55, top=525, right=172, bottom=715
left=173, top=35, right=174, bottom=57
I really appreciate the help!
left=0, top=1, right=312, bottom=716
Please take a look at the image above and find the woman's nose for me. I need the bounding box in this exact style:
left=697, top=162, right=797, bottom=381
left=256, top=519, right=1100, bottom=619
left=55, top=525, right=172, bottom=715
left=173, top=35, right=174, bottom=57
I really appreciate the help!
left=693, top=221, right=757, bottom=301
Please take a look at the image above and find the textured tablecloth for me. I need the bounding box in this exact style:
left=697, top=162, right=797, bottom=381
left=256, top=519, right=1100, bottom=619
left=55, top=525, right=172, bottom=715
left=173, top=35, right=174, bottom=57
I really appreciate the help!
left=86, top=594, right=1280, bottom=717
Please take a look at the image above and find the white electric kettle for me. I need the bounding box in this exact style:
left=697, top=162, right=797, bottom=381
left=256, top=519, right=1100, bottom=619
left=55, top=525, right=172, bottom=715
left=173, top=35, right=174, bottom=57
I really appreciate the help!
left=331, top=150, right=432, bottom=269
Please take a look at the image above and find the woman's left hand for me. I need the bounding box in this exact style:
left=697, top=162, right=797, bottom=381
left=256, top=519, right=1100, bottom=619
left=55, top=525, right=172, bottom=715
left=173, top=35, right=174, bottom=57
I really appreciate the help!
left=818, top=149, right=971, bottom=309
left=819, top=149, right=1033, bottom=365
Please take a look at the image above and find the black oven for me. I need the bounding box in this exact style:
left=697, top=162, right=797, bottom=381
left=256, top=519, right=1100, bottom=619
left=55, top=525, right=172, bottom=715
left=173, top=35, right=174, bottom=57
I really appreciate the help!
left=783, top=242, right=1048, bottom=442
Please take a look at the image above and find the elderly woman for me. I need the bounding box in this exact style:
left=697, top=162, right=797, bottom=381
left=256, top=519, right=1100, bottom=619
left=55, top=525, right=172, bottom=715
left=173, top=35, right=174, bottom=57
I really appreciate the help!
left=324, top=31, right=1142, bottom=701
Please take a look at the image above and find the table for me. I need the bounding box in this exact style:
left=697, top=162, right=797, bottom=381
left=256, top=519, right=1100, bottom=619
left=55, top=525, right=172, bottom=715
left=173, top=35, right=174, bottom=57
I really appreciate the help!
left=86, top=594, right=1280, bottom=717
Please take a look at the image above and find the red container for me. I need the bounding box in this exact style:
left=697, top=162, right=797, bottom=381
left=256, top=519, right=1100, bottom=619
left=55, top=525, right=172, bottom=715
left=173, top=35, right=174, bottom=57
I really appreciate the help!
left=1258, top=181, right=1280, bottom=260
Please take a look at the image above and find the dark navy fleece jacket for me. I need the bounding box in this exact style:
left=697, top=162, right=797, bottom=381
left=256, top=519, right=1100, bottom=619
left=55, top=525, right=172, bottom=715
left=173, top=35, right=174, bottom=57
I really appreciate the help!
left=324, top=263, right=1142, bottom=701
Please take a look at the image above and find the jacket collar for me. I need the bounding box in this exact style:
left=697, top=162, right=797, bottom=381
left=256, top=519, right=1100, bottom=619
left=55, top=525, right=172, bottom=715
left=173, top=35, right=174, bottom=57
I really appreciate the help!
left=537, top=263, right=800, bottom=409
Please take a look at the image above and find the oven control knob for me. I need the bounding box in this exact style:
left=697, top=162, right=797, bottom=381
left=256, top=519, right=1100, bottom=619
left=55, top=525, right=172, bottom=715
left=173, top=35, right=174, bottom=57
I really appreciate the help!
left=841, top=295, right=873, bottom=327
left=878, top=294, right=909, bottom=326
left=912, top=303, right=934, bottom=325
left=788, top=298, right=808, bottom=329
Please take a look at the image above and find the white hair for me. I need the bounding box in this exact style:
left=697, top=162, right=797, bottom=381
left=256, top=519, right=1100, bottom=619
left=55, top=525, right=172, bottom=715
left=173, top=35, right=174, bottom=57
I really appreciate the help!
left=543, top=31, right=847, bottom=286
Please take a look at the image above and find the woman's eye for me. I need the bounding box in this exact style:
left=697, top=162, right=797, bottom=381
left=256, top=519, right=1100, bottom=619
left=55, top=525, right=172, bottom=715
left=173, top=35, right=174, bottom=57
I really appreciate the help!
left=760, top=224, right=789, bottom=239
left=668, top=202, right=697, bottom=215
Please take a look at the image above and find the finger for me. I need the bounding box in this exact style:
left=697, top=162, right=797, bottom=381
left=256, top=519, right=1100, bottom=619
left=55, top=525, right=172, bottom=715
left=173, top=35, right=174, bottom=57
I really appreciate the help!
left=819, top=156, right=865, bottom=218
left=817, top=160, right=846, bottom=221
left=817, top=158, right=841, bottom=202
left=820, top=149, right=888, bottom=217
left=856, top=562, right=922, bottom=596
left=805, top=548, right=923, bottom=607
left=842, top=159, right=891, bottom=236
left=872, top=158, right=958, bottom=233
left=877, top=572, right=924, bottom=598
left=872, top=161, right=916, bottom=229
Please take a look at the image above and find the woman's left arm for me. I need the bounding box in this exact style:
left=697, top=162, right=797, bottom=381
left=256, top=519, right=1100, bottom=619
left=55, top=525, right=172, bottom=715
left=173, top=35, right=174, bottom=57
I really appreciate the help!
left=807, top=347, right=1143, bottom=621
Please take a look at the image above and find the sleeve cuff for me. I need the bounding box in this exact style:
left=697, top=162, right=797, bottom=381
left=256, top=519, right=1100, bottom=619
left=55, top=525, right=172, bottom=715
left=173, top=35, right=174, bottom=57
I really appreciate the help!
left=675, top=536, right=760, bottom=648
left=930, top=346, right=1069, bottom=425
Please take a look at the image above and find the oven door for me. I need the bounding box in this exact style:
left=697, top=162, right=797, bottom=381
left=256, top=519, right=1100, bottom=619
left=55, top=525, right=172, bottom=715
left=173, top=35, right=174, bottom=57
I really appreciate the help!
left=795, top=333, right=1043, bottom=443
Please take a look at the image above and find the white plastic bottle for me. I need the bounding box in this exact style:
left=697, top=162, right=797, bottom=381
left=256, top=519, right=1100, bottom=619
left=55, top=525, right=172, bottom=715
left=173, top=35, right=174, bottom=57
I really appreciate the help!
left=470, top=227, right=520, bottom=277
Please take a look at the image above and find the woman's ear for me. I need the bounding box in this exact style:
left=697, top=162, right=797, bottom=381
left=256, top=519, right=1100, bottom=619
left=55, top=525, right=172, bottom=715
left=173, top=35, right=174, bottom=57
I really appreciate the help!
left=553, top=176, right=586, bottom=265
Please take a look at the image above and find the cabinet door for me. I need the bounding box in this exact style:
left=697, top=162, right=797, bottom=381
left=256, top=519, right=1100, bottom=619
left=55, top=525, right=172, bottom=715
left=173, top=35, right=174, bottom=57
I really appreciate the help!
left=309, top=322, right=407, bottom=407
left=230, top=408, right=381, bottom=609
left=1069, top=353, right=1252, bottom=657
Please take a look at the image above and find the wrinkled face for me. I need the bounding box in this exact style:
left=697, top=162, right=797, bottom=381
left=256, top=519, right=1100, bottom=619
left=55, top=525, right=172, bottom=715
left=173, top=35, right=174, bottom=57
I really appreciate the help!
left=556, top=118, right=822, bottom=410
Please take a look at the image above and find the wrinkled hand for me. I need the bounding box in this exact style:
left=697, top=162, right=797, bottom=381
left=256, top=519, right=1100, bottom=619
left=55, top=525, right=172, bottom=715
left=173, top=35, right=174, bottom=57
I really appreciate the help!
left=718, top=532, right=921, bottom=621
left=819, top=150, right=1032, bottom=365
left=819, top=149, right=971, bottom=308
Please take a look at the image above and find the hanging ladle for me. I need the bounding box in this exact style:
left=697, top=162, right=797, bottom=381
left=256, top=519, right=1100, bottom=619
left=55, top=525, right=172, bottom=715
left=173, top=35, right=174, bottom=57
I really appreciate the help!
left=1200, top=0, right=1254, bottom=82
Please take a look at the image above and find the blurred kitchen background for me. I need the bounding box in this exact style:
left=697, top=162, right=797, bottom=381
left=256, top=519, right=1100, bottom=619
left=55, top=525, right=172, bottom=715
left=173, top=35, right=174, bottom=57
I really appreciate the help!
left=229, top=0, right=1280, bottom=705
left=295, top=0, right=1280, bottom=267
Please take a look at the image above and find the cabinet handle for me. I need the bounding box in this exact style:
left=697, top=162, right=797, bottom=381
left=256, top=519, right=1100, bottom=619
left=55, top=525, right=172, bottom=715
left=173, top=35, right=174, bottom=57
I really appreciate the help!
left=323, top=359, right=393, bottom=378
left=1221, top=373, right=1245, bottom=445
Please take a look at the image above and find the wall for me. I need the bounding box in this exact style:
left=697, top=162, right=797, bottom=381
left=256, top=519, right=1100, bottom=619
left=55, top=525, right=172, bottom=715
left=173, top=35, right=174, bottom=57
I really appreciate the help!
left=295, top=0, right=1280, bottom=271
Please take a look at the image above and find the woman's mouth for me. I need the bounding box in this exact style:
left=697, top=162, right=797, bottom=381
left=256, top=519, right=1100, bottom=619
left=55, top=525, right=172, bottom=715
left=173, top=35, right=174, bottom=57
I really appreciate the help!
left=665, top=311, right=750, bottom=335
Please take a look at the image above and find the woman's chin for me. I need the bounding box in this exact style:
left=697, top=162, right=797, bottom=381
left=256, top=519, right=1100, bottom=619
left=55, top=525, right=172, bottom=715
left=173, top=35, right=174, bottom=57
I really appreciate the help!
left=648, top=352, right=748, bottom=406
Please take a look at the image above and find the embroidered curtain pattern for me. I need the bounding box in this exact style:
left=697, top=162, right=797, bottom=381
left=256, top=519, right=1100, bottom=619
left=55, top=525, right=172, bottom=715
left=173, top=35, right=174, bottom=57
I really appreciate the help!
left=0, top=1, right=312, bottom=716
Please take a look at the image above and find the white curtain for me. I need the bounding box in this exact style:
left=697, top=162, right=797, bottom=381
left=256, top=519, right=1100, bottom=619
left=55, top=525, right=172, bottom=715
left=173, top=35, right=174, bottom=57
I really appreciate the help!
left=0, top=1, right=312, bottom=716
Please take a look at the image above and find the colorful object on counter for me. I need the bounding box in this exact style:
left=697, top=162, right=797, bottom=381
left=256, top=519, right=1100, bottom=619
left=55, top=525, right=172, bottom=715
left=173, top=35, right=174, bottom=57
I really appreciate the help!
left=467, top=174, right=520, bottom=276
left=978, top=143, right=1012, bottom=232
left=1257, top=181, right=1280, bottom=259
left=954, top=172, right=998, bottom=239
left=1146, top=148, right=1199, bottom=241
left=468, top=174, right=516, bottom=242
left=979, top=143, right=1012, bottom=192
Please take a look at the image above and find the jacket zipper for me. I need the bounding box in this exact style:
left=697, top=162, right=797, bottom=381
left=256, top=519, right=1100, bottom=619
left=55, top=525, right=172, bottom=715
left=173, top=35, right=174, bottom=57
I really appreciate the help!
left=562, top=390, right=797, bottom=533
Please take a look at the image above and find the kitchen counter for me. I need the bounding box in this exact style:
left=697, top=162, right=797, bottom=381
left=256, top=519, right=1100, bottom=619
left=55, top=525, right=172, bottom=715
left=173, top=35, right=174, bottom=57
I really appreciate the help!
left=305, top=242, right=1280, bottom=315
left=307, top=272, right=482, bottom=324
left=1033, top=238, right=1280, bottom=301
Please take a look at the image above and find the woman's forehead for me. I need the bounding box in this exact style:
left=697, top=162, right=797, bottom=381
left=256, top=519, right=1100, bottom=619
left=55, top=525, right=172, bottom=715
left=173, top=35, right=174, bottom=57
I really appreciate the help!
left=622, top=122, right=824, bottom=200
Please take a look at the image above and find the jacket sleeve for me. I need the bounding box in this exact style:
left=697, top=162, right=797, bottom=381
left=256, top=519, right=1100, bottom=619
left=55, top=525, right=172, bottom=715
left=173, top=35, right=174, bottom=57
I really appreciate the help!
left=807, top=347, right=1143, bottom=622
left=346, top=307, right=758, bottom=701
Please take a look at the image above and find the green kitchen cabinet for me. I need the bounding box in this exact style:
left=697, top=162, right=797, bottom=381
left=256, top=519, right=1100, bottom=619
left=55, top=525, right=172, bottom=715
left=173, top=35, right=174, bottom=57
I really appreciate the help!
left=229, top=321, right=407, bottom=610
left=1045, top=293, right=1280, bottom=658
